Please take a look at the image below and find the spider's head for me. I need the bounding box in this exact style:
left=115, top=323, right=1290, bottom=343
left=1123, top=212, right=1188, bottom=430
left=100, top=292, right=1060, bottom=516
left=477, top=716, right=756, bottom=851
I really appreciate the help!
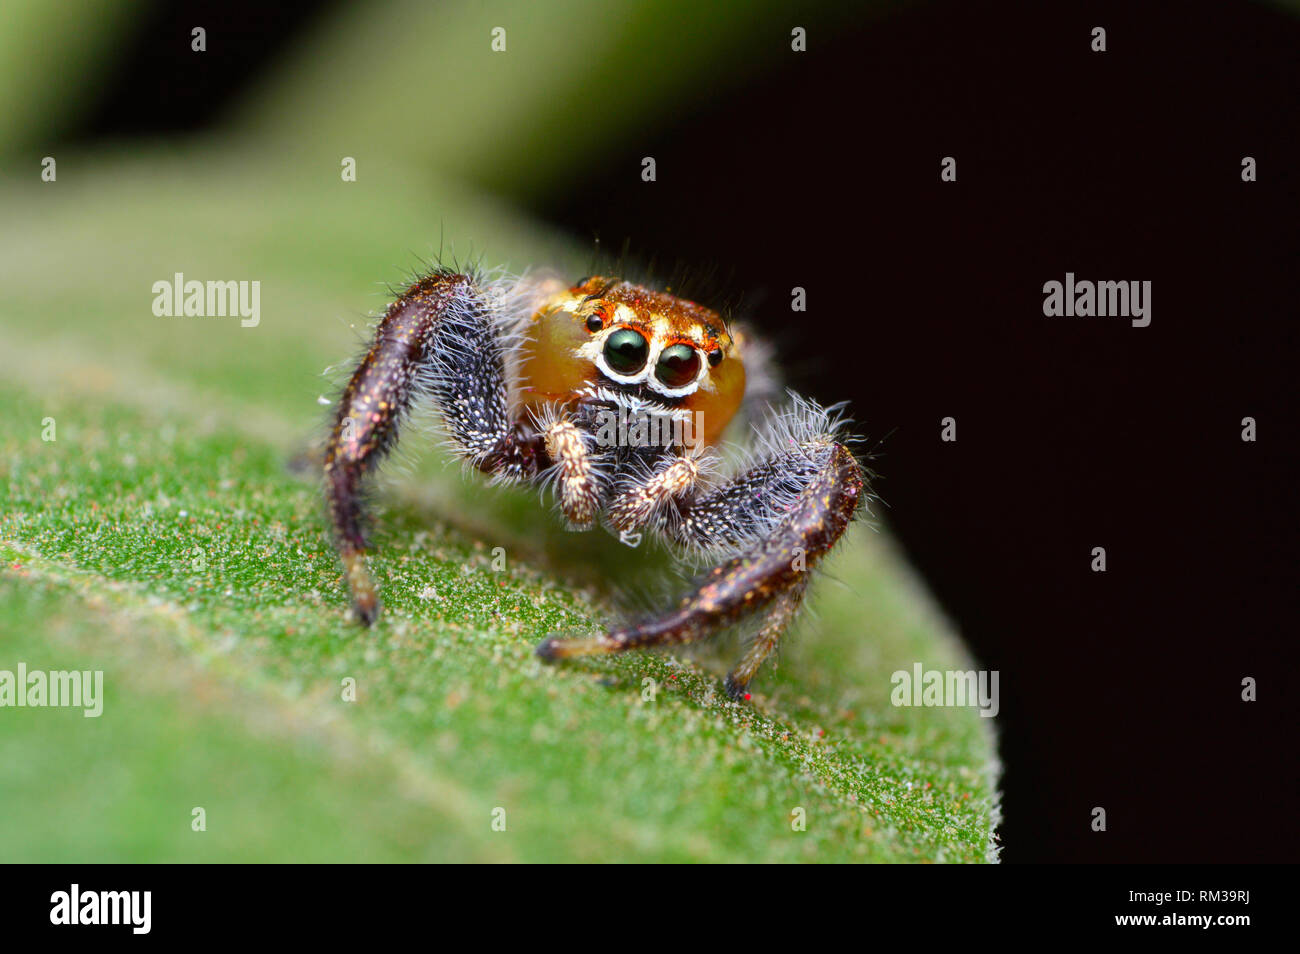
left=569, top=277, right=733, bottom=398
left=520, top=276, right=747, bottom=445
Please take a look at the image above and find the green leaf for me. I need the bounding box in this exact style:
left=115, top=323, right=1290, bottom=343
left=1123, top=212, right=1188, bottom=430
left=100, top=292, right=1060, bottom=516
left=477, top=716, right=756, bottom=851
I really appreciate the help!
left=0, top=151, right=1000, bottom=862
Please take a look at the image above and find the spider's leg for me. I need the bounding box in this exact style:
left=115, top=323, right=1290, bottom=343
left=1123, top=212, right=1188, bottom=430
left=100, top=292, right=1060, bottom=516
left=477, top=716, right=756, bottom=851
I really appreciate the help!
left=324, top=270, right=541, bottom=624
left=724, top=577, right=808, bottom=699
left=537, top=436, right=864, bottom=697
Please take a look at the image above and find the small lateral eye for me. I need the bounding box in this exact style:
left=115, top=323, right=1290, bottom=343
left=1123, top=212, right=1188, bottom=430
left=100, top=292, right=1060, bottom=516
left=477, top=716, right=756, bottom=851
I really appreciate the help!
left=707, top=348, right=723, bottom=367
left=585, top=311, right=604, bottom=332
left=655, top=344, right=702, bottom=389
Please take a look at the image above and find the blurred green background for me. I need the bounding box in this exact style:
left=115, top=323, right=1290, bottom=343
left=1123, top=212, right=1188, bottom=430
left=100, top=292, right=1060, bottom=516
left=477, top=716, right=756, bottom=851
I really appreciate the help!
left=0, top=0, right=1000, bottom=862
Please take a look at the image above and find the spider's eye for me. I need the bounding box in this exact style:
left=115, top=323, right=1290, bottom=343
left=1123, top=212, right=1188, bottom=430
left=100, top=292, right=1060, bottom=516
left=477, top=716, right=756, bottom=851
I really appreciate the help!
left=603, top=327, right=649, bottom=374
left=707, top=347, right=723, bottom=367
left=585, top=311, right=604, bottom=332
left=654, top=344, right=701, bottom=389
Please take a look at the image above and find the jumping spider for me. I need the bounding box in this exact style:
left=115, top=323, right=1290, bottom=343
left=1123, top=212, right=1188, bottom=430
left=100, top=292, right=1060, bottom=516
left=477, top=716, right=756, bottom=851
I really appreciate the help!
left=324, top=268, right=867, bottom=699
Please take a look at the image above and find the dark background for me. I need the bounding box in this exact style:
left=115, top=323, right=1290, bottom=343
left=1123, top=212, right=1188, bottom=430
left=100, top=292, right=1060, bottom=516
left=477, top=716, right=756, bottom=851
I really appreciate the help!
left=70, top=0, right=1298, bottom=862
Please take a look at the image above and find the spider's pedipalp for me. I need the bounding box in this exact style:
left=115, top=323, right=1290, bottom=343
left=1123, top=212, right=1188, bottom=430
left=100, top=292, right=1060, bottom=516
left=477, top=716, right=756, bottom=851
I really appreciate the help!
left=607, top=453, right=701, bottom=533
left=539, top=411, right=607, bottom=529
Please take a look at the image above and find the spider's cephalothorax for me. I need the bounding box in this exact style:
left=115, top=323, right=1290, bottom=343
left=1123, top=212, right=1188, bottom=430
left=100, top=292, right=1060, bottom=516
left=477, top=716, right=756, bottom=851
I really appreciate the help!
left=324, top=267, right=867, bottom=699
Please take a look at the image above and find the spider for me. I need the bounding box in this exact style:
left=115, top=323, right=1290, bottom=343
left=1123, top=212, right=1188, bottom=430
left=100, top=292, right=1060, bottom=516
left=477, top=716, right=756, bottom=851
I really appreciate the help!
left=323, top=267, right=868, bottom=699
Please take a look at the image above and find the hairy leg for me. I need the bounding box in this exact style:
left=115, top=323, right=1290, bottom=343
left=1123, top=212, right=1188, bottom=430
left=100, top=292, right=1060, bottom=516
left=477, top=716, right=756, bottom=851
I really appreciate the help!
left=537, top=439, right=864, bottom=697
left=324, top=270, right=541, bottom=623
left=723, top=577, right=808, bottom=699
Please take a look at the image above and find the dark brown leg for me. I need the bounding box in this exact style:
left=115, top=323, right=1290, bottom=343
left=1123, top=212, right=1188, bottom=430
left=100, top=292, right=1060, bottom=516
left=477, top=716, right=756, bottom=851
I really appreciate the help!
left=537, top=441, right=864, bottom=697
left=723, top=577, right=808, bottom=699
left=324, top=270, right=541, bottom=624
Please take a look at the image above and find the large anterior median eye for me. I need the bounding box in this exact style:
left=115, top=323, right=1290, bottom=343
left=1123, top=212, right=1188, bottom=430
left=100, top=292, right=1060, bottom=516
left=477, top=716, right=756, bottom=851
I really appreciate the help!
left=602, top=327, right=649, bottom=374
left=654, top=344, right=701, bottom=389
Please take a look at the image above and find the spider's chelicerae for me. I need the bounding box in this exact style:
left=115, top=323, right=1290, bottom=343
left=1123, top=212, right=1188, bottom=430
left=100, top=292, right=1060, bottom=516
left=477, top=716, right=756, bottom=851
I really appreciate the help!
left=324, top=267, right=869, bottom=699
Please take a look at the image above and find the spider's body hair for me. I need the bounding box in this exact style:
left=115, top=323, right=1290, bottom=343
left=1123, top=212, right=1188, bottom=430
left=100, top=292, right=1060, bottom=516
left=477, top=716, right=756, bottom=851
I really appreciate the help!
left=408, top=267, right=554, bottom=480
left=577, top=244, right=745, bottom=338
left=324, top=264, right=871, bottom=695
left=666, top=391, right=865, bottom=565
